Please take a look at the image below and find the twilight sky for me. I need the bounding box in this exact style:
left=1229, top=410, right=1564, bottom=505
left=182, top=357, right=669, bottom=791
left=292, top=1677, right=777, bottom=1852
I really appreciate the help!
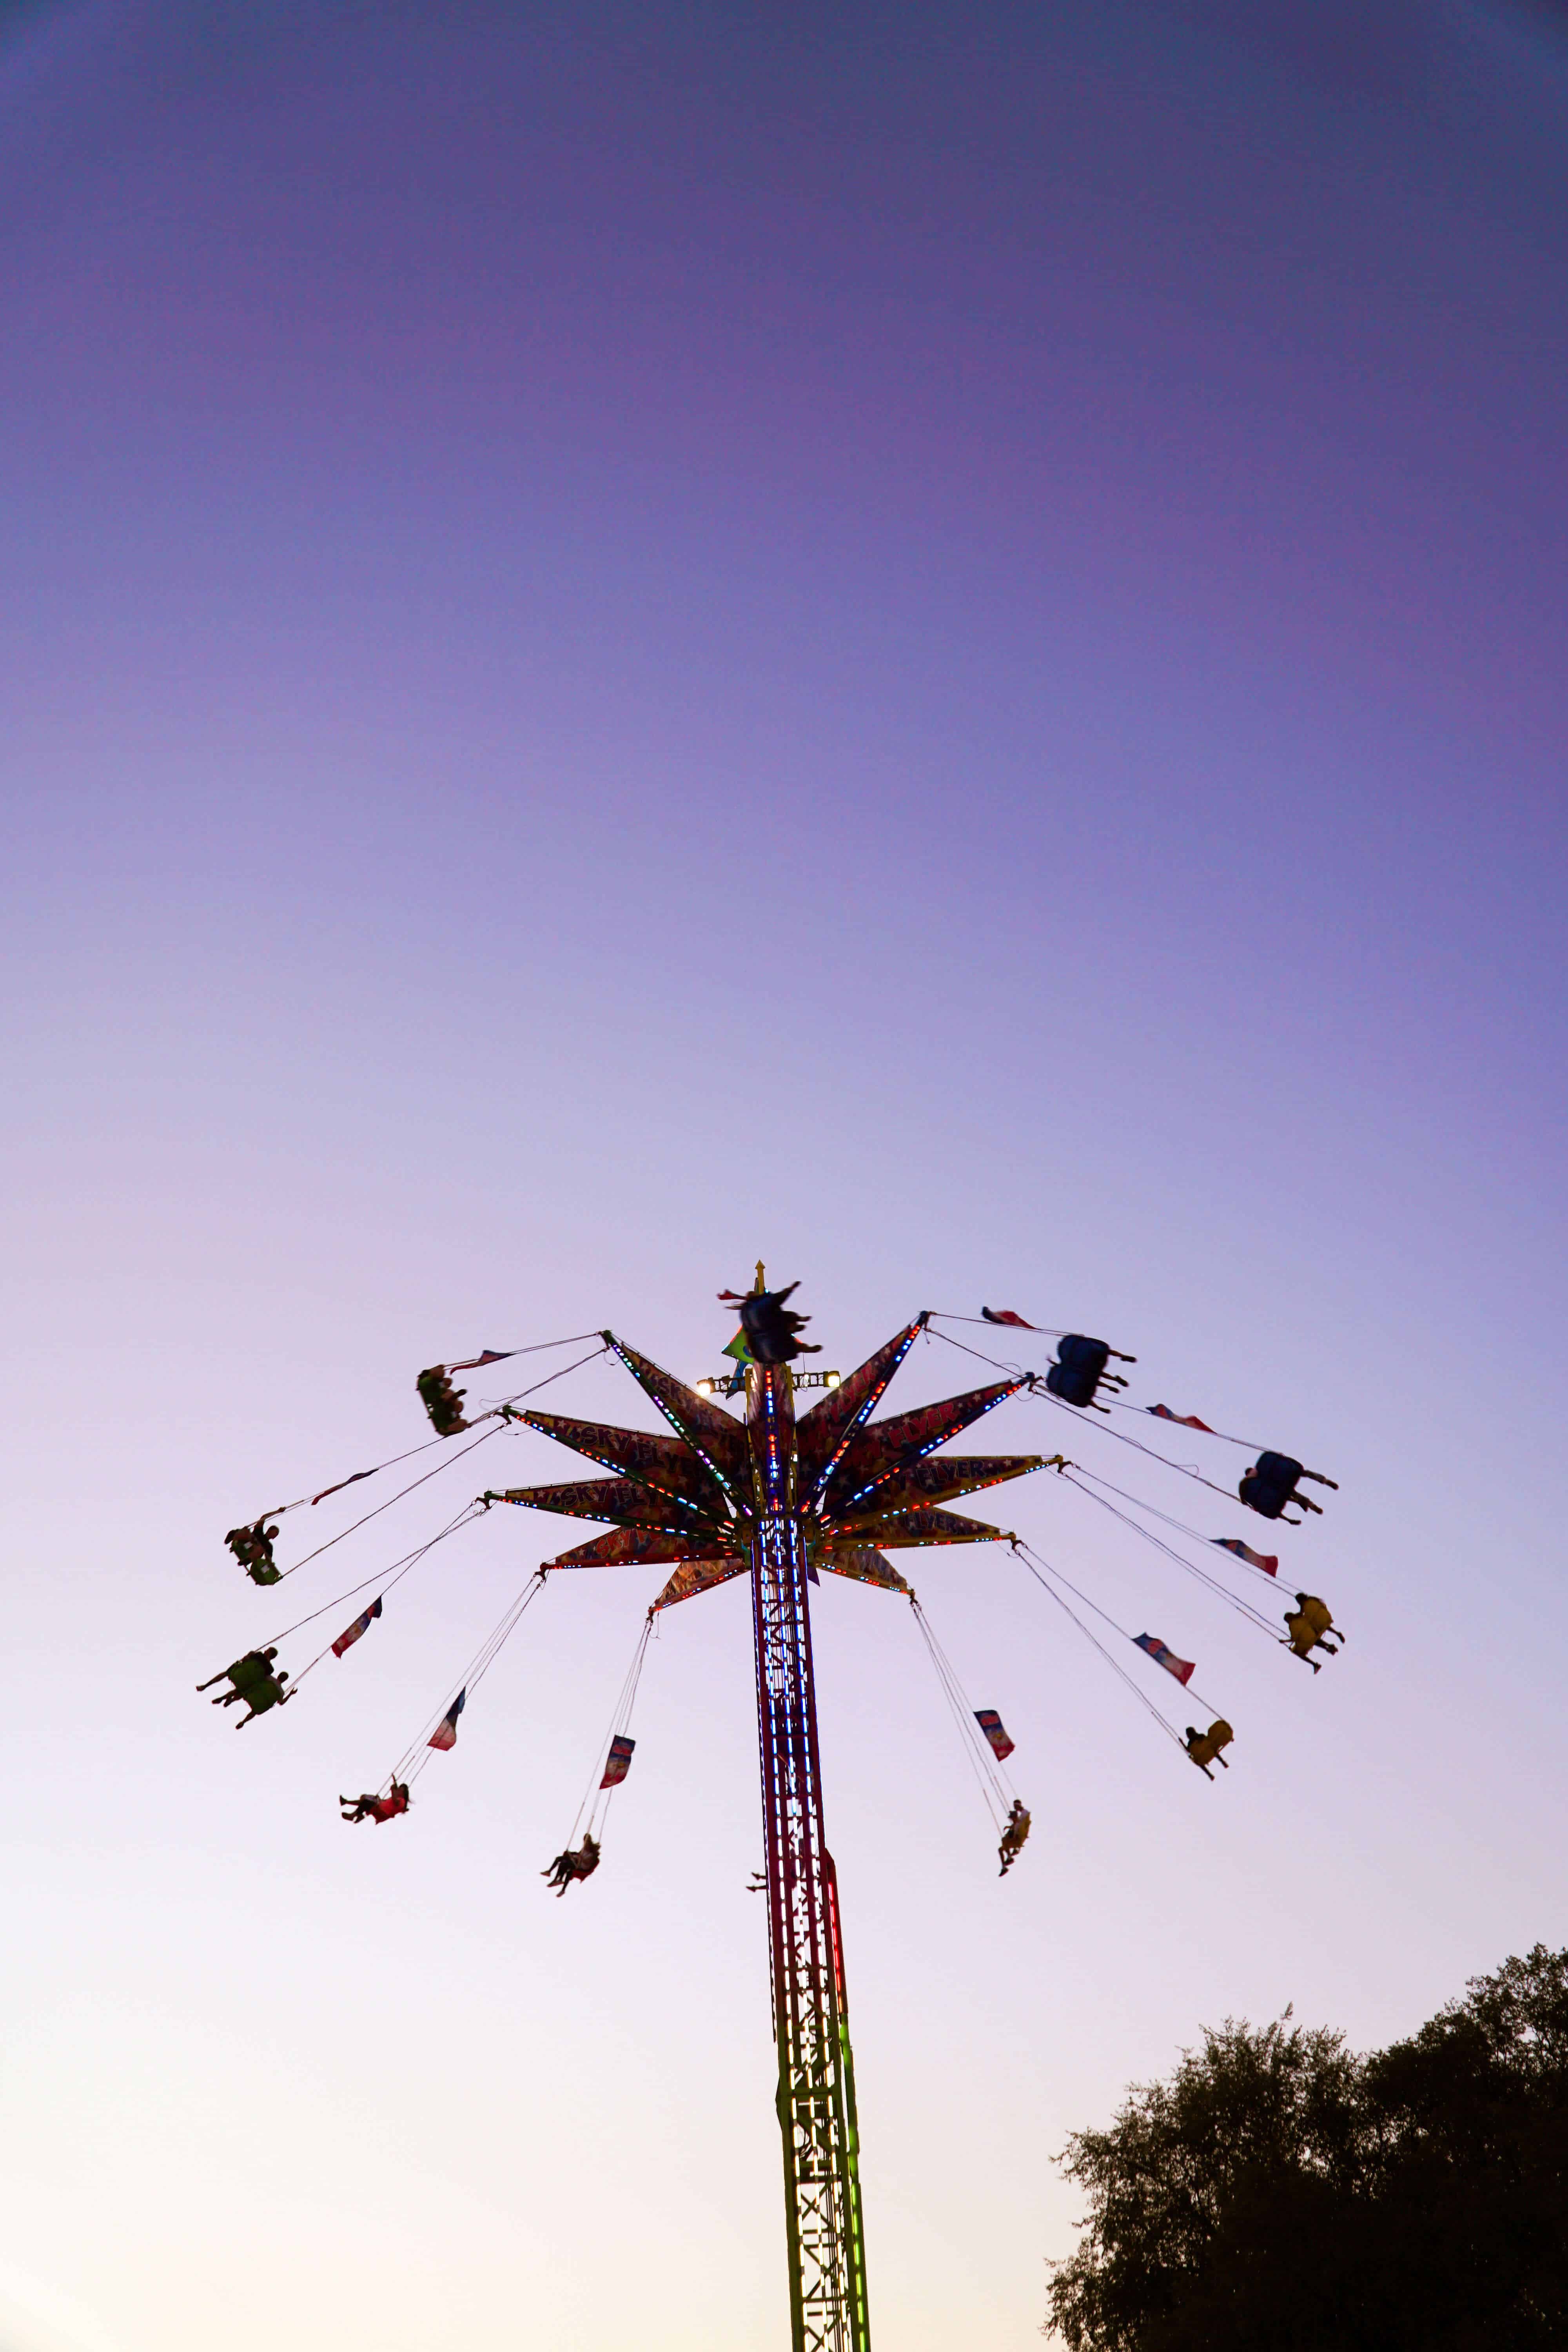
left=2, top=3, right=1566, bottom=2347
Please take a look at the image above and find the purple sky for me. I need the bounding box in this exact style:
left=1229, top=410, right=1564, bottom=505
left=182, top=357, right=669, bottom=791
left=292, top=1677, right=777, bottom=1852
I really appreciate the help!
left=3, top=4, right=1566, bottom=2348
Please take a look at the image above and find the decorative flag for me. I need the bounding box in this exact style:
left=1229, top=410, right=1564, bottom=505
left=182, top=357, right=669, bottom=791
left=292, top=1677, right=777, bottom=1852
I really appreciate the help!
left=331, top=1595, right=384, bottom=1658
left=1134, top=1633, right=1196, bottom=1686
left=974, top=1707, right=1016, bottom=1761
left=1212, top=1537, right=1278, bottom=1575
left=722, top=1328, right=753, bottom=1365
left=447, top=1348, right=516, bottom=1372
left=600, top=1734, right=636, bottom=1789
left=428, top=1688, right=467, bottom=1750
left=1149, top=1404, right=1215, bottom=1433
left=981, top=1308, right=1038, bottom=1329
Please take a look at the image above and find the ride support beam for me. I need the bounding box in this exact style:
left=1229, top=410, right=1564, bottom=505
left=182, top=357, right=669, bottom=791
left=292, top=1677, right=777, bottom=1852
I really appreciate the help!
left=747, top=1360, right=871, bottom=2352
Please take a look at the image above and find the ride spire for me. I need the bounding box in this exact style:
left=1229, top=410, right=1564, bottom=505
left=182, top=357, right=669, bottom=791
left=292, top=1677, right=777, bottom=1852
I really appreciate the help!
left=218, top=1272, right=1339, bottom=2349
left=501, top=1280, right=1045, bottom=2351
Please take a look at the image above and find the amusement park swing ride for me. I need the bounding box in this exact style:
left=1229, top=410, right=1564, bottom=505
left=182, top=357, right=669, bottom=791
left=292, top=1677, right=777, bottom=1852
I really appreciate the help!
left=209, top=1270, right=1343, bottom=2352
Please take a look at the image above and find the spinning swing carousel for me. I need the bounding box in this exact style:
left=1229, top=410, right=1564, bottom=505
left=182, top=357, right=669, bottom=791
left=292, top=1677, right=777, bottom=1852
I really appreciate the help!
left=208, top=1269, right=1342, bottom=2352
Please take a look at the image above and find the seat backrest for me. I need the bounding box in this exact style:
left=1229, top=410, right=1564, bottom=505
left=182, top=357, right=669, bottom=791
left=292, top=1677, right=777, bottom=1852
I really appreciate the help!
left=1240, top=1473, right=1286, bottom=1519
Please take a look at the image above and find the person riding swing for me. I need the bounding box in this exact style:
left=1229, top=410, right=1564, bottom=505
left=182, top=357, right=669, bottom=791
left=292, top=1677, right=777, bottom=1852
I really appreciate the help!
left=1040, top=1334, right=1136, bottom=1412
left=542, top=1833, right=601, bottom=1895
left=1238, top=1452, right=1338, bottom=1525
left=196, top=1648, right=292, bottom=1727
left=198, top=1648, right=276, bottom=1706
left=416, top=1366, right=469, bottom=1437
left=998, top=1798, right=1032, bottom=1876
left=225, top=1519, right=281, bottom=1584
left=340, top=1782, right=411, bottom=1825
left=1184, top=1719, right=1234, bottom=1779
left=1283, top=1593, right=1342, bottom=1671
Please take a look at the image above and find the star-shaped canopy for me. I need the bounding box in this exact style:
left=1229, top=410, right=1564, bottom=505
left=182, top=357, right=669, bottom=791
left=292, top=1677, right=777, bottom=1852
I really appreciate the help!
left=490, top=1315, right=1047, bottom=1609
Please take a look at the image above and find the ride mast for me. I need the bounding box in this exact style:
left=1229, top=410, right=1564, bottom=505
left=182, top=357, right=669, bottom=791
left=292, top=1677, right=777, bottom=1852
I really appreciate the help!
left=226, top=1252, right=1344, bottom=2347
left=490, top=1269, right=1042, bottom=2349
left=748, top=1345, right=870, bottom=2352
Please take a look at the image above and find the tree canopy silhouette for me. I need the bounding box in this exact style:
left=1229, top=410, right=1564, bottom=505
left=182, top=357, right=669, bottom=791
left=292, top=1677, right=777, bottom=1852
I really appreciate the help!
left=1045, top=1944, right=1568, bottom=2352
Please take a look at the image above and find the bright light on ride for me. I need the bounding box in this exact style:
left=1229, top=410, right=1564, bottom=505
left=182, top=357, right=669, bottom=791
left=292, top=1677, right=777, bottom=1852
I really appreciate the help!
left=825, top=1370, right=842, bottom=1388
left=696, top=1377, right=715, bottom=1396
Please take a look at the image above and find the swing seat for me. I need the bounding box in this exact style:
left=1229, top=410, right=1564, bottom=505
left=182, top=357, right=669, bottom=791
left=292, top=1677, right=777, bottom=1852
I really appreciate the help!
left=1186, top=1718, right=1233, bottom=1771
left=1044, top=1335, right=1111, bottom=1408
left=1240, top=1450, right=1304, bottom=1520
left=1285, top=1595, right=1336, bottom=1659
left=225, top=1522, right=279, bottom=1578
left=416, top=1368, right=469, bottom=1437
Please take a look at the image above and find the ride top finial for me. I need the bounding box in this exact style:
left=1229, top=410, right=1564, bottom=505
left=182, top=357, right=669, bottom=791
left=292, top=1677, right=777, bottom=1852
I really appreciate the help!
left=754, top=1260, right=767, bottom=1295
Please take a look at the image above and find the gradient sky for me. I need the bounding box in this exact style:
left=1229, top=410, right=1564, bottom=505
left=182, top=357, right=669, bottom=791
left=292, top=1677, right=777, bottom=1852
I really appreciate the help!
left=3, top=3, right=1566, bottom=2347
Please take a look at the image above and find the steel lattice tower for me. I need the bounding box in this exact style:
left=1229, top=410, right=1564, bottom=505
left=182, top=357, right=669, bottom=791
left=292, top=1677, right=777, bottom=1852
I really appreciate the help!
left=494, top=1289, right=1043, bottom=2350
left=748, top=1356, right=870, bottom=2351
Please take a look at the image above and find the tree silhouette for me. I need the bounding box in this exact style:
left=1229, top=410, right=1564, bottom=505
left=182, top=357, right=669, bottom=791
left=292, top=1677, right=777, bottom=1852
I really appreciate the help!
left=1046, top=1945, right=1568, bottom=2352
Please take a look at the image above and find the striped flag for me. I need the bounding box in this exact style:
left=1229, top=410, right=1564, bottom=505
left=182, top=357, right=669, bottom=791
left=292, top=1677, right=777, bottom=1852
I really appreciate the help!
left=1212, top=1537, right=1278, bottom=1575
left=1149, top=1405, right=1215, bottom=1432
left=600, top=1734, right=636, bottom=1789
left=447, top=1348, right=516, bottom=1371
left=1134, top=1633, right=1195, bottom=1686
left=331, top=1595, right=384, bottom=1658
left=982, top=1308, right=1038, bottom=1329
left=429, top=1688, right=466, bottom=1750
left=974, top=1707, right=1016, bottom=1762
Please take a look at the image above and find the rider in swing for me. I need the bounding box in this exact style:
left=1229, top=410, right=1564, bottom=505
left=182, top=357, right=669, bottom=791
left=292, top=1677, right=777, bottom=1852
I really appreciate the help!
left=543, top=1833, right=601, bottom=1895
left=340, top=1782, right=412, bottom=1825
left=998, top=1798, right=1032, bottom=1875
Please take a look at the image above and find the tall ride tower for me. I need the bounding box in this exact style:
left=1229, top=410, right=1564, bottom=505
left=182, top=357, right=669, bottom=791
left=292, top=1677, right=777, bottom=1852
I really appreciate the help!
left=497, top=1278, right=1044, bottom=2350
left=748, top=1348, right=869, bottom=2351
